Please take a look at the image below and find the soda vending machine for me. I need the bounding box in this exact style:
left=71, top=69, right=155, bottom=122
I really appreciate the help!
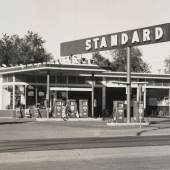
left=113, top=101, right=125, bottom=123
left=79, top=99, right=88, bottom=118
left=53, top=99, right=65, bottom=118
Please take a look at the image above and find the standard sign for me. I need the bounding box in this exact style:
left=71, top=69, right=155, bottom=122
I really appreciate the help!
left=60, top=23, right=170, bottom=56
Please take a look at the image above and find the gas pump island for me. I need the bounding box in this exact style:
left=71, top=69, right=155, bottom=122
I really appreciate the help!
left=60, top=23, right=170, bottom=123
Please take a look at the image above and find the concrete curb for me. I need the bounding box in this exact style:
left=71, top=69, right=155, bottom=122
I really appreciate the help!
left=36, top=118, right=103, bottom=122
left=107, top=122, right=150, bottom=126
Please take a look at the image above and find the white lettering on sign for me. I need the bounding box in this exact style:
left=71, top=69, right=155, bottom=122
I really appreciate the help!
left=121, top=33, right=128, bottom=45
left=132, top=31, right=140, bottom=43
left=93, top=38, right=100, bottom=49
left=84, top=26, right=165, bottom=51
left=85, top=39, right=92, bottom=51
left=155, top=27, right=163, bottom=40
left=111, top=34, right=118, bottom=46
left=143, top=29, right=151, bottom=41
left=100, top=37, right=108, bottom=48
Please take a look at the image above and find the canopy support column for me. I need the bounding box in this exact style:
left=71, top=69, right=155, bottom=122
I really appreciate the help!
left=46, top=72, right=50, bottom=118
left=91, top=73, right=94, bottom=117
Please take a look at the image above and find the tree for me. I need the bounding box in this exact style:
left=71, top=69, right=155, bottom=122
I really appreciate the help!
left=164, top=56, right=170, bottom=73
left=92, top=52, right=111, bottom=66
left=0, top=31, right=52, bottom=66
left=93, top=47, right=151, bottom=73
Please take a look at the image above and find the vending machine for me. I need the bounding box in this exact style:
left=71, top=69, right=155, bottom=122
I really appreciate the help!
left=113, top=101, right=125, bottom=123
left=79, top=99, right=88, bottom=118
left=53, top=99, right=65, bottom=118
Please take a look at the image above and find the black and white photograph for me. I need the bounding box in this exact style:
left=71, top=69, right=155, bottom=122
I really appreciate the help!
left=0, top=0, right=170, bottom=169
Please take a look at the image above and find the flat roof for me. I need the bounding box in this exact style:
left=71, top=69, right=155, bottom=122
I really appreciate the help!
left=0, top=62, right=170, bottom=79
left=0, top=63, right=108, bottom=75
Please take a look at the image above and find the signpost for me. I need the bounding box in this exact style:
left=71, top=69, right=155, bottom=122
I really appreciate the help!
left=60, top=23, right=170, bottom=123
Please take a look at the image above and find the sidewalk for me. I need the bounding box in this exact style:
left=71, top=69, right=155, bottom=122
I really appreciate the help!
left=0, top=117, right=170, bottom=141
left=0, top=117, right=170, bottom=165
left=0, top=118, right=170, bottom=140
left=0, top=117, right=36, bottom=124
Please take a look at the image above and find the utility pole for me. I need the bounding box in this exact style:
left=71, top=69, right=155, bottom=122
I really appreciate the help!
left=127, top=47, right=131, bottom=123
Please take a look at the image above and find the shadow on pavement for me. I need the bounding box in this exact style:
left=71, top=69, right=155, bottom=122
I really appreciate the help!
left=136, top=117, right=170, bottom=136
left=0, top=118, right=35, bottom=125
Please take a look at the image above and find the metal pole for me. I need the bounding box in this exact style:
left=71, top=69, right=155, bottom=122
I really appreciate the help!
left=46, top=72, right=50, bottom=118
left=91, top=73, right=94, bottom=117
left=35, top=86, right=38, bottom=107
left=127, top=47, right=131, bottom=123
left=66, top=74, right=69, bottom=102
left=169, top=89, right=170, bottom=116
left=13, top=74, right=15, bottom=110
left=25, top=85, right=27, bottom=109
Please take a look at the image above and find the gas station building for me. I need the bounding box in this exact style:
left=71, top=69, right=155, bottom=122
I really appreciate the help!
left=0, top=61, right=170, bottom=119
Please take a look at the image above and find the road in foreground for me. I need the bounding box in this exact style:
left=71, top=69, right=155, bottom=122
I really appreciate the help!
left=0, top=146, right=170, bottom=170
left=1, top=135, right=170, bottom=153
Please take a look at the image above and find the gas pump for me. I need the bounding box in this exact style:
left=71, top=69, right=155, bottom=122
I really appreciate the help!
left=133, top=101, right=144, bottom=122
left=133, top=83, right=146, bottom=122
left=113, top=101, right=125, bottom=123
left=79, top=99, right=88, bottom=118
left=133, top=101, right=139, bottom=122
left=139, top=102, right=144, bottom=122
left=53, top=99, right=65, bottom=118
left=67, top=99, right=77, bottom=118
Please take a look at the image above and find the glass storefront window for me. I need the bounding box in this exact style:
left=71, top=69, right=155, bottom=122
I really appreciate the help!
left=95, top=77, right=102, bottom=84
left=163, top=79, right=170, bottom=86
left=106, top=77, right=126, bottom=84
left=16, top=75, right=47, bottom=83
left=2, top=75, right=13, bottom=82
left=26, top=85, right=35, bottom=107
left=68, top=76, right=77, bottom=84
left=2, top=85, right=13, bottom=109
left=15, top=75, right=26, bottom=82
left=15, top=85, right=25, bottom=108
left=37, top=86, right=46, bottom=107
left=57, top=76, right=66, bottom=84
left=36, top=76, right=46, bottom=83
left=77, top=77, right=86, bottom=84
left=147, top=79, right=163, bottom=86
left=50, top=76, right=55, bottom=84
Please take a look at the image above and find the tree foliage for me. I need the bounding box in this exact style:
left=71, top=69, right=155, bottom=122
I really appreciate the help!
left=93, top=47, right=151, bottom=73
left=0, top=31, right=52, bottom=66
left=164, top=56, right=170, bottom=73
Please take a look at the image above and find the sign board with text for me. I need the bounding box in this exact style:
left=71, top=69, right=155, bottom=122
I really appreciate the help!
left=60, top=23, right=170, bottom=56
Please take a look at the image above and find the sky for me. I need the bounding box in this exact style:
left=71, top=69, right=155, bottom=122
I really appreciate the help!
left=0, top=0, right=170, bottom=73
